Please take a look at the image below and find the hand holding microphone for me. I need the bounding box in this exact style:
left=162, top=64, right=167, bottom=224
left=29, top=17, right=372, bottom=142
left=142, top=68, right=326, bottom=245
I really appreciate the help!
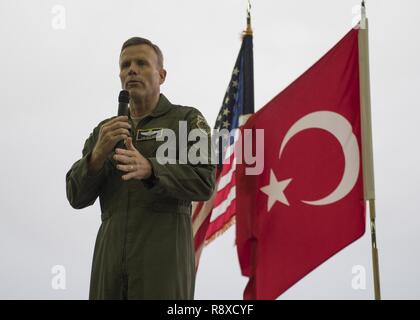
left=88, top=91, right=131, bottom=174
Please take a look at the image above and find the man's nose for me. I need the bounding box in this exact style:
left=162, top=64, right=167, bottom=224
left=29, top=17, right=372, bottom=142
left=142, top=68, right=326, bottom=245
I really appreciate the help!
left=128, top=62, right=138, bottom=75
left=128, top=67, right=137, bottom=75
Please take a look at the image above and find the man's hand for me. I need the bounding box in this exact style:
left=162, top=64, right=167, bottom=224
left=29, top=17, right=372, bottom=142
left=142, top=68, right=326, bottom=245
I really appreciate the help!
left=88, top=116, right=131, bottom=174
left=114, top=137, right=152, bottom=181
left=93, top=116, right=131, bottom=159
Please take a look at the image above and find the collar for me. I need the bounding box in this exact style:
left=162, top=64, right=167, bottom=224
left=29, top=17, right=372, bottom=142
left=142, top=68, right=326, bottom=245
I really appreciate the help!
left=149, top=94, right=172, bottom=117
left=129, top=94, right=172, bottom=121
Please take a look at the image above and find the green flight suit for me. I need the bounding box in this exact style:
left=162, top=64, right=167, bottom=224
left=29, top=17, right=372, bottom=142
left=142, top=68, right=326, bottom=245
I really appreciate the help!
left=66, top=94, right=216, bottom=300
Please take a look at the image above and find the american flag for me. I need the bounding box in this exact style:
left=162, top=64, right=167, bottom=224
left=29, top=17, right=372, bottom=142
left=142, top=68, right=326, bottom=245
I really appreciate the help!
left=192, top=33, right=254, bottom=269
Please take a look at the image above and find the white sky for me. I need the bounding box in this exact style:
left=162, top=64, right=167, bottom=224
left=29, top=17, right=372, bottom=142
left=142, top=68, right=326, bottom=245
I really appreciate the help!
left=0, top=0, right=419, bottom=299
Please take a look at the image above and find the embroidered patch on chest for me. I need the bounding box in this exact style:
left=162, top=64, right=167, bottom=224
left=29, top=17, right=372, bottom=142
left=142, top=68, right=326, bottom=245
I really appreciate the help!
left=136, top=128, right=163, bottom=141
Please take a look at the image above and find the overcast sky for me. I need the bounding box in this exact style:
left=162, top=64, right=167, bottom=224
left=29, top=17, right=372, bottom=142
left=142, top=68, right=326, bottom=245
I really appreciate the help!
left=0, top=0, right=419, bottom=299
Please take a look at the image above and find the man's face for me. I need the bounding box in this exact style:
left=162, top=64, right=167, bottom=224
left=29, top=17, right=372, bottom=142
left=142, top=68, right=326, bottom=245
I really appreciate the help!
left=119, top=44, right=166, bottom=101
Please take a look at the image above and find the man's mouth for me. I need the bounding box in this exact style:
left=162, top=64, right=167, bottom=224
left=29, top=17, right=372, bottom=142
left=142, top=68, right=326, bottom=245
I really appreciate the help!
left=126, top=80, right=143, bottom=87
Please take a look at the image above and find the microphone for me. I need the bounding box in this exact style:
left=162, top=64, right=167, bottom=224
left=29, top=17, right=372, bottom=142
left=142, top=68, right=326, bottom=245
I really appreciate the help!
left=116, top=90, right=130, bottom=150
left=118, top=90, right=130, bottom=116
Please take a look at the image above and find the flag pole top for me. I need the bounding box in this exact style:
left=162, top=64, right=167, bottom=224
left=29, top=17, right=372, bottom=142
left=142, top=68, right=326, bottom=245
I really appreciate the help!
left=244, top=0, right=253, bottom=36
left=361, top=0, right=367, bottom=27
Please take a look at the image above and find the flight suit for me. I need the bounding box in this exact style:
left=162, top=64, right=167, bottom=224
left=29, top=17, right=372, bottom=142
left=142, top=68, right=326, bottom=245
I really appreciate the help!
left=66, top=94, right=216, bottom=299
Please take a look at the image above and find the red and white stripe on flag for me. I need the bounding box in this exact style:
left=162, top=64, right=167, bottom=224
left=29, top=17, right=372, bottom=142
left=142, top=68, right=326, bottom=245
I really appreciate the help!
left=192, top=137, right=237, bottom=269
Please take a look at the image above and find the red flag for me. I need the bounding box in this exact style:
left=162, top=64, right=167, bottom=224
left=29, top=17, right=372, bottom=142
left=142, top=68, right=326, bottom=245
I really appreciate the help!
left=236, top=28, right=366, bottom=299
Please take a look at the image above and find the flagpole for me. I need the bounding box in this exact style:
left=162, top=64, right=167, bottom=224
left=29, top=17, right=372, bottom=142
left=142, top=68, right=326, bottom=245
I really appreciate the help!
left=239, top=0, right=253, bottom=127
left=358, top=0, right=381, bottom=300
left=245, top=0, right=253, bottom=35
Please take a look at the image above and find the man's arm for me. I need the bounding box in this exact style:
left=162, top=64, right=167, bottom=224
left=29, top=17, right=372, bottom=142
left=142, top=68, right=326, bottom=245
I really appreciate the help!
left=66, top=126, right=107, bottom=209
left=144, top=158, right=215, bottom=201
left=66, top=116, right=131, bottom=209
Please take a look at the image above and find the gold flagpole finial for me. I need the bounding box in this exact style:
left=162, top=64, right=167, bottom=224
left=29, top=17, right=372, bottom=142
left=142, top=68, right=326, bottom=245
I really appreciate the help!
left=244, top=0, right=253, bottom=36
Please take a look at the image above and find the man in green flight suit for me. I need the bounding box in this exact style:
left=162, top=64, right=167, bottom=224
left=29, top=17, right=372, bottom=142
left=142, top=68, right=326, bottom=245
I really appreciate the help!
left=66, top=37, right=216, bottom=300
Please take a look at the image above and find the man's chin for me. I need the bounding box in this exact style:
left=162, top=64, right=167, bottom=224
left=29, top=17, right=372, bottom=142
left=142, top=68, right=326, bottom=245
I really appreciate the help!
left=127, top=88, right=144, bottom=100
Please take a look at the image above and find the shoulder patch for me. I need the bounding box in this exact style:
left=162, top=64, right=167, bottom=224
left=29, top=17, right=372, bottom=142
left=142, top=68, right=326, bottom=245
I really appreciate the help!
left=195, top=114, right=211, bottom=135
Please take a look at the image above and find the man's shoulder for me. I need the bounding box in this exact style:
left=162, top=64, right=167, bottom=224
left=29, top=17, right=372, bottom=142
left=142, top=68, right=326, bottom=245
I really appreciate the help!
left=169, top=104, right=202, bottom=118
left=160, top=94, right=206, bottom=121
left=167, top=103, right=211, bottom=134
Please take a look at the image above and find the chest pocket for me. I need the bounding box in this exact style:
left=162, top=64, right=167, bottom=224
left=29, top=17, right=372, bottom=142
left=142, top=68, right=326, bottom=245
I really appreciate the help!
left=134, top=128, right=167, bottom=158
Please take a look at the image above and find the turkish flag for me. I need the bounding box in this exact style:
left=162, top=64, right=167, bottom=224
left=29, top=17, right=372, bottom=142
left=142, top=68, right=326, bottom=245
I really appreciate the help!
left=236, top=28, right=366, bottom=299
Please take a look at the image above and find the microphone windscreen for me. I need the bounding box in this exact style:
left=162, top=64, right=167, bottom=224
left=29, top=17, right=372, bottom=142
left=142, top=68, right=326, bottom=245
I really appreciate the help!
left=118, top=90, right=130, bottom=103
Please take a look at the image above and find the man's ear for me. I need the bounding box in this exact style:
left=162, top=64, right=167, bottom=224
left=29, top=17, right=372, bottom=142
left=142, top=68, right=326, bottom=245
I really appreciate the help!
left=159, top=69, right=167, bottom=85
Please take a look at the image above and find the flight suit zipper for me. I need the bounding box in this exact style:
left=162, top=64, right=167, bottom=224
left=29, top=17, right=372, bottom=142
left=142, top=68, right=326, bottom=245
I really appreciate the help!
left=121, top=117, right=136, bottom=298
left=120, top=116, right=150, bottom=298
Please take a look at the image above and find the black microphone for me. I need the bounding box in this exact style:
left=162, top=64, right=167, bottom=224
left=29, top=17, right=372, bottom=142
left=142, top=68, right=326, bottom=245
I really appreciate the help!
left=118, top=90, right=130, bottom=116
left=116, top=90, right=130, bottom=150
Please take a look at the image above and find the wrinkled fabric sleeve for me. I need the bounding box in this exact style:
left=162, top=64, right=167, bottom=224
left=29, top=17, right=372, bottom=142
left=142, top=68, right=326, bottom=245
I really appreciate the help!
left=142, top=109, right=216, bottom=201
left=66, top=125, right=107, bottom=209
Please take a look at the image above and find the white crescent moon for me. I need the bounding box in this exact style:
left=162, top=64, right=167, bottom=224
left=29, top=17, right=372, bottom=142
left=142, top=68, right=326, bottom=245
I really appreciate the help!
left=279, top=111, right=360, bottom=206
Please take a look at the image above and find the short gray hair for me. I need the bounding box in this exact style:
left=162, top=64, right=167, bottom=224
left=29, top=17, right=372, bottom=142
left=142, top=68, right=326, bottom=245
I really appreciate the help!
left=120, top=37, right=164, bottom=68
